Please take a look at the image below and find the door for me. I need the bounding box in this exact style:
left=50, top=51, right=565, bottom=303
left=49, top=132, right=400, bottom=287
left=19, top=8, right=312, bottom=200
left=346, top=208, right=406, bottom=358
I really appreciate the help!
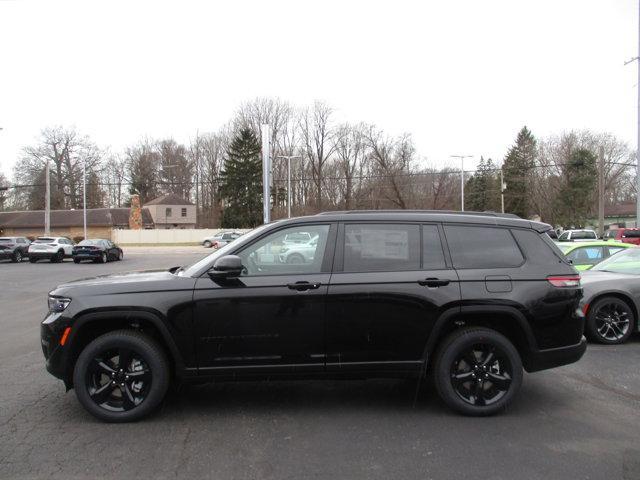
left=325, top=223, right=460, bottom=373
left=193, top=223, right=336, bottom=375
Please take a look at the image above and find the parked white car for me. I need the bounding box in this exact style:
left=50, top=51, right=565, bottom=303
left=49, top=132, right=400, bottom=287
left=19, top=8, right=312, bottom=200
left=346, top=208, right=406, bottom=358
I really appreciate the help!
left=28, top=236, right=75, bottom=263
left=557, top=229, right=597, bottom=242
left=202, top=231, right=242, bottom=249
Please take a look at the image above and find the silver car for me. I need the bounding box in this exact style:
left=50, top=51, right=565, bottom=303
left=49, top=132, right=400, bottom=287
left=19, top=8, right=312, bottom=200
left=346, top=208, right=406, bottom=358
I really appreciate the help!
left=278, top=235, right=318, bottom=264
left=581, top=248, right=640, bottom=344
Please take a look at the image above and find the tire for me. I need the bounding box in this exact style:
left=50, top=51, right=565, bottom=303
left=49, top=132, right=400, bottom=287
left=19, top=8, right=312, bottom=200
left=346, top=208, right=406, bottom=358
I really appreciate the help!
left=203, top=240, right=212, bottom=248
left=73, top=258, right=81, bottom=264
left=51, top=250, right=64, bottom=263
left=586, top=296, right=635, bottom=345
left=286, top=253, right=305, bottom=264
left=29, top=257, right=37, bottom=263
left=433, top=327, right=523, bottom=416
left=12, top=250, right=22, bottom=263
left=100, top=252, right=107, bottom=264
left=73, top=330, right=170, bottom=423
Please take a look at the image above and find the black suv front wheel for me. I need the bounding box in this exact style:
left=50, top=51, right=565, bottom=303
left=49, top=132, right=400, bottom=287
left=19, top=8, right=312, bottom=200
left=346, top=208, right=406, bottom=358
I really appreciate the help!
left=73, top=330, right=170, bottom=422
left=433, top=327, right=523, bottom=416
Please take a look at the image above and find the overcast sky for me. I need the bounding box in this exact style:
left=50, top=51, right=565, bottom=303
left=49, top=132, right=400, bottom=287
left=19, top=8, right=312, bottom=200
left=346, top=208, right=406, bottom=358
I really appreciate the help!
left=0, top=0, right=637, bottom=177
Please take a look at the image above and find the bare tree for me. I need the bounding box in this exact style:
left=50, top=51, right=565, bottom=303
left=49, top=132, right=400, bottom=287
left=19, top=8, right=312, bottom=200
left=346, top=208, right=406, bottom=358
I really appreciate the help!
left=300, top=101, right=335, bottom=210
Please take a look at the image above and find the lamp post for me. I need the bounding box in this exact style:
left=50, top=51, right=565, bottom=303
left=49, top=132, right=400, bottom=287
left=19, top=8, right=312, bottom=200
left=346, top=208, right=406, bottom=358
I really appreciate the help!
left=82, top=160, right=87, bottom=240
left=450, top=155, right=473, bottom=212
left=276, top=155, right=302, bottom=218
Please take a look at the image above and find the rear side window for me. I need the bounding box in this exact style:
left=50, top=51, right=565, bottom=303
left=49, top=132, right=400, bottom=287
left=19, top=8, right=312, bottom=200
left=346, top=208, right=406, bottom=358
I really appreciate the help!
left=422, top=225, right=447, bottom=269
left=623, top=229, right=640, bottom=238
left=511, top=229, right=564, bottom=265
left=344, top=224, right=420, bottom=272
left=444, top=225, right=524, bottom=269
left=566, top=246, right=603, bottom=265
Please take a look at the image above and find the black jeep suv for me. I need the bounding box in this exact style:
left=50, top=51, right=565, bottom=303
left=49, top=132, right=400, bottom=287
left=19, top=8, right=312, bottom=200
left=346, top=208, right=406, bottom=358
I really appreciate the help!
left=41, top=211, right=586, bottom=422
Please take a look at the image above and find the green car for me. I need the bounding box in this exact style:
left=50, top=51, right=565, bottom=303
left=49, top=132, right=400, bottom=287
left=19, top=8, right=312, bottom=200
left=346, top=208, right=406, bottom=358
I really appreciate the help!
left=554, top=240, right=635, bottom=270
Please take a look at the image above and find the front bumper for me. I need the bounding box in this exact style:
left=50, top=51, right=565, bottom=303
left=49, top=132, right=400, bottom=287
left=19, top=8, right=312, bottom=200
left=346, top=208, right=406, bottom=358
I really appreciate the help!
left=524, top=336, right=587, bottom=372
left=41, top=313, right=72, bottom=382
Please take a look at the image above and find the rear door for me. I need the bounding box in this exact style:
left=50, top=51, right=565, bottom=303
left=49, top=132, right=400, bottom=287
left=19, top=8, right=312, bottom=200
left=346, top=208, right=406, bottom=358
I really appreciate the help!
left=325, top=222, right=460, bottom=374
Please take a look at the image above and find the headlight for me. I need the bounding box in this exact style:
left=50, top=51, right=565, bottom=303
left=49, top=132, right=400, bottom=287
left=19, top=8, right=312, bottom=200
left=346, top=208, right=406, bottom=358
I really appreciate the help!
left=48, top=296, right=71, bottom=313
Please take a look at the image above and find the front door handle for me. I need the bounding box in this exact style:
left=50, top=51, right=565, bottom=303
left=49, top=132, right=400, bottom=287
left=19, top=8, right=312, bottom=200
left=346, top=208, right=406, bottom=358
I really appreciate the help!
left=418, top=278, right=450, bottom=287
left=287, top=281, right=321, bottom=291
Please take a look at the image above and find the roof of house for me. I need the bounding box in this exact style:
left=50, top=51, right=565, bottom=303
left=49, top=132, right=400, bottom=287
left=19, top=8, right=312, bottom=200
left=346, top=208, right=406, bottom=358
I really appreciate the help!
left=0, top=208, right=154, bottom=229
left=604, top=202, right=636, bottom=218
left=144, top=194, right=194, bottom=206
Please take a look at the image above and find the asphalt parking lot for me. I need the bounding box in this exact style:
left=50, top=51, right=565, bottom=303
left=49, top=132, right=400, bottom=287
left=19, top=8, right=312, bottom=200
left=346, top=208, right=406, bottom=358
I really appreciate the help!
left=1, top=248, right=640, bottom=480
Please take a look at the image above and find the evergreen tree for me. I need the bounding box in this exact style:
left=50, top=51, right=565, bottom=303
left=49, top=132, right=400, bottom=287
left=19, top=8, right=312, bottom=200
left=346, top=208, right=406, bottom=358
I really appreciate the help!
left=558, top=148, right=597, bottom=227
left=503, top=126, right=536, bottom=218
left=220, top=128, right=263, bottom=228
left=466, top=157, right=500, bottom=212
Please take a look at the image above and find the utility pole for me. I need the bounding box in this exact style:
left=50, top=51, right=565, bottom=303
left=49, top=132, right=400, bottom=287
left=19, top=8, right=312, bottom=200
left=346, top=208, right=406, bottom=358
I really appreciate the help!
left=625, top=1, right=640, bottom=226
left=450, top=155, right=472, bottom=211
left=277, top=155, right=302, bottom=218
left=500, top=167, right=506, bottom=214
left=194, top=130, right=200, bottom=228
left=598, top=146, right=605, bottom=237
left=83, top=160, right=87, bottom=240
left=261, top=124, right=271, bottom=224
left=44, top=160, right=50, bottom=235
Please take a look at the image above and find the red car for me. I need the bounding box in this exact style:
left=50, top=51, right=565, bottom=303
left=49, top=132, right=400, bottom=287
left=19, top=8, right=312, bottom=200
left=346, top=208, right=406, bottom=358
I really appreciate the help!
left=603, top=227, right=640, bottom=245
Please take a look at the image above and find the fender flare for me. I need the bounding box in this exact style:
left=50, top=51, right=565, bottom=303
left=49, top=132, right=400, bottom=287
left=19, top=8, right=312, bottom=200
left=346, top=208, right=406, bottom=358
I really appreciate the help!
left=67, top=309, right=185, bottom=376
left=422, top=305, right=538, bottom=368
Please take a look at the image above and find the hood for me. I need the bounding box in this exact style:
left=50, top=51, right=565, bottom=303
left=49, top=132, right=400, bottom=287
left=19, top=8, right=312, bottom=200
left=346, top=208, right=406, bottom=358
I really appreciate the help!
left=56, top=269, right=177, bottom=289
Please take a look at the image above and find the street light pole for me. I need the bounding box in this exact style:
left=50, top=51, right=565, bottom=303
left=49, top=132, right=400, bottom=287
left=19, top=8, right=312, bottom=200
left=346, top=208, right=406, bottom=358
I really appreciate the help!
left=276, top=155, right=302, bottom=218
left=45, top=160, right=50, bottom=235
left=83, top=159, right=87, bottom=240
left=450, top=155, right=472, bottom=212
left=625, top=2, right=640, bottom=226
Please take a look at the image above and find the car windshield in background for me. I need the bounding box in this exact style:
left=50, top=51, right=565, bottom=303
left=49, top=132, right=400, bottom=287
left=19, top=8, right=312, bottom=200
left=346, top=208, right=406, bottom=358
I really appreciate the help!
left=34, top=238, right=54, bottom=243
left=0, top=238, right=13, bottom=243
left=591, top=248, right=640, bottom=275
left=78, top=240, right=101, bottom=246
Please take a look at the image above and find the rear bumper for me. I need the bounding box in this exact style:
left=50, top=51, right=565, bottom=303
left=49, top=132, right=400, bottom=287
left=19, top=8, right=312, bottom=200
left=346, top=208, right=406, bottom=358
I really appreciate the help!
left=29, top=251, right=57, bottom=259
left=524, top=336, right=587, bottom=372
left=73, top=252, right=101, bottom=260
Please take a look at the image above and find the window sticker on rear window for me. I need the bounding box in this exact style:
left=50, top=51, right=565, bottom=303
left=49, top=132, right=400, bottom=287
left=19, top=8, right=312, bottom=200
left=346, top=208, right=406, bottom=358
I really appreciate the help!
left=360, top=228, right=409, bottom=260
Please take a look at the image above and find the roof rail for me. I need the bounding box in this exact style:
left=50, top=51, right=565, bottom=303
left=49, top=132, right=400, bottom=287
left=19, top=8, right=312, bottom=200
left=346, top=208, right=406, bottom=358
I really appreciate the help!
left=316, top=209, right=521, bottom=219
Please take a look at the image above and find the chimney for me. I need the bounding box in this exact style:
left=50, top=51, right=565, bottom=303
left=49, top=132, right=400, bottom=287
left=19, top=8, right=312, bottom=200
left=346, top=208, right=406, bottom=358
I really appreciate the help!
left=129, top=194, right=143, bottom=230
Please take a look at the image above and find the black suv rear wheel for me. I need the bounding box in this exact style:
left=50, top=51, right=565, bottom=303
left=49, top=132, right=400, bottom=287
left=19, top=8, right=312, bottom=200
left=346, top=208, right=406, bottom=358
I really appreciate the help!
left=73, top=330, right=170, bottom=422
left=433, top=327, right=523, bottom=416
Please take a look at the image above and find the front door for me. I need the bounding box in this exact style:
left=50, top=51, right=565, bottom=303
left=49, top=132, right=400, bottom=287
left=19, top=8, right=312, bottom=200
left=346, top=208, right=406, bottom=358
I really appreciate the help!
left=193, top=223, right=336, bottom=375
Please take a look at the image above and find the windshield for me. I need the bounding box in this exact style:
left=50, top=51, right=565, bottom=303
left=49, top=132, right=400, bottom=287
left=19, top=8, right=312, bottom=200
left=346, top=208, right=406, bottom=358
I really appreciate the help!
left=591, top=247, right=640, bottom=275
left=179, top=224, right=270, bottom=277
left=0, top=238, right=13, bottom=243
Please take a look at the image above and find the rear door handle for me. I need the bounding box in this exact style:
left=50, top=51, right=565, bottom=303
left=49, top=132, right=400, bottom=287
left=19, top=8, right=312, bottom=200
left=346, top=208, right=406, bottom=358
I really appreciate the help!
left=287, top=281, right=321, bottom=291
left=418, top=278, right=450, bottom=287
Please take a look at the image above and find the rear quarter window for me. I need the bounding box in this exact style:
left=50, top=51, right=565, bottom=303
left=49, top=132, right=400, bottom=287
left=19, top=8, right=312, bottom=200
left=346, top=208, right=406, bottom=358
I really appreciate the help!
left=511, top=229, right=565, bottom=265
left=444, top=225, right=524, bottom=269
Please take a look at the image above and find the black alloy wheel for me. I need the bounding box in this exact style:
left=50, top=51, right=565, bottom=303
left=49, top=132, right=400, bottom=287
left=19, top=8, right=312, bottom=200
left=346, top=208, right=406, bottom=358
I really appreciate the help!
left=586, top=297, right=635, bottom=345
left=73, top=330, right=169, bottom=422
left=100, top=252, right=107, bottom=263
left=29, top=257, right=37, bottom=263
left=434, top=327, right=523, bottom=416
left=12, top=250, right=22, bottom=263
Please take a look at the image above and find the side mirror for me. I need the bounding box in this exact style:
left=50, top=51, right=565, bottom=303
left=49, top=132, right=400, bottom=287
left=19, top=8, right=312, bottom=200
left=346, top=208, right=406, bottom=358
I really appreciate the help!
left=208, top=255, right=243, bottom=279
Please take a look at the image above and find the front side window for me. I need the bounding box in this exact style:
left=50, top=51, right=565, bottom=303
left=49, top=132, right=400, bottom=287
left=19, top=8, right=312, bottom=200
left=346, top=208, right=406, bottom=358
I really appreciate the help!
left=238, top=224, right=330, bottom=276
left=445, top=226, right=524, bottom=269
left=343, top=224, right=420, bottom=272
left=559, top=232, right=569, bottom=241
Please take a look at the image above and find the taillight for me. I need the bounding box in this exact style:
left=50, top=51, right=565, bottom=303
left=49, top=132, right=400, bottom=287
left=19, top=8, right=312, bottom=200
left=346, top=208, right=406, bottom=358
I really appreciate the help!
left=547, top=275, right=581, bottom=287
